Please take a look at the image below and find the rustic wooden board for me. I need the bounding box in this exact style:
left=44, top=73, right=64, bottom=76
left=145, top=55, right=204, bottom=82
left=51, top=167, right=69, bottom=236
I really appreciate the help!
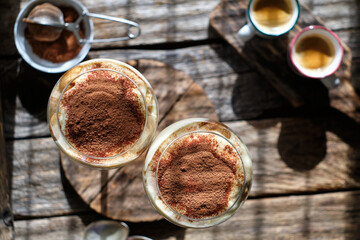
left=0, top=73, right=13, bottom=239
left=14, top=190, right=360, bottom=239
left=209, top=0, right=360, bottom=120
left=61, top=60, right=218, bottom=222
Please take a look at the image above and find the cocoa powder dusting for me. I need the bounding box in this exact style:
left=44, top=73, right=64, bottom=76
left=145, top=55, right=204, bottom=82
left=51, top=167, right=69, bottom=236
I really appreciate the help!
left=61, top=70, right=145, bottom=158
left=157, top=134, right=237, bottom=219
left=25, top=6, right=84, bottom=63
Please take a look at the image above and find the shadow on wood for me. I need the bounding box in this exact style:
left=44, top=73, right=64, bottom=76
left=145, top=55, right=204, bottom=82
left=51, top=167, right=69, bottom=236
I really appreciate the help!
left=17, top=61, right=59, bottom=121
left=278, top=119, right=326, bottom=171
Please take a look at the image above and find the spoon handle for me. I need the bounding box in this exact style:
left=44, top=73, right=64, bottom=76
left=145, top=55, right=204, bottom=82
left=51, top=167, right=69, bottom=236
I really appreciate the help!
left=22, top=18, right=66, bottom=29
left=83, top=12, right=141, bottom=43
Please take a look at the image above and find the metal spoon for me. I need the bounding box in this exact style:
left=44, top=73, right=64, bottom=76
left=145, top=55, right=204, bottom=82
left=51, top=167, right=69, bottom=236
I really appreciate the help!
left=83, top=220, right=129, bottom=240
left=23, top=3, right=64, bottom=42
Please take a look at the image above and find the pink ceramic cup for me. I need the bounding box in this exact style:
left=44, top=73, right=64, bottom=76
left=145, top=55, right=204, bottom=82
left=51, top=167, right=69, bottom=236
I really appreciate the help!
left=289, top=25, right=343, bottom=79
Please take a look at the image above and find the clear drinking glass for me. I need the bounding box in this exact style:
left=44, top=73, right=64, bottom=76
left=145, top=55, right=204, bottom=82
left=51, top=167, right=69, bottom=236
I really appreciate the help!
left=143, top=118, right=252, bottom=228
left=48, top=59, right=158, bottom=168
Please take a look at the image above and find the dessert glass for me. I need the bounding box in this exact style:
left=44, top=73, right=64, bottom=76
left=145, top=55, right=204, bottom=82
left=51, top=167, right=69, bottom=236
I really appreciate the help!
left=48, top=59, right=158, bottom=168
left=143, top=118, right=252, bottom=228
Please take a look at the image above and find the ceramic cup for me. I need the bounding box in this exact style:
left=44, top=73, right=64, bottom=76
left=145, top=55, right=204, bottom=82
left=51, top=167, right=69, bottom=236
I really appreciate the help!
left=289, top=25, right=343, bottom=82
left=238, top=0, right=300, bottom=41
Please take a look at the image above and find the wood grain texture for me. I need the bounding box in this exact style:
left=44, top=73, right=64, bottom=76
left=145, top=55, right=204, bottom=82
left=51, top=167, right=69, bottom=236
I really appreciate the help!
left=0, top=69, right=13, bottom=240
left=303, top=0, right=360, bottom=31
left=225, top=117, right=360, bottom=196
left=13, top=0, right=220, bottom=50
left=61, top=60, right=218, bottom=222
left=9, top=137, right=89, bottom=217
left=0, top=0, right=20, bottom=56
left=14, top=190, right=360, bottom=240
left=4, top=0, right=357, bottom=54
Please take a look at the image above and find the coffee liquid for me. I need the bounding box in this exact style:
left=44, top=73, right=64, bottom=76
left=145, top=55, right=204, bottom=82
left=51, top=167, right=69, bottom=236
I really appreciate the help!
left=253, top=0, right=293, bottom=27
left=295, top=34, right=335, bottom=69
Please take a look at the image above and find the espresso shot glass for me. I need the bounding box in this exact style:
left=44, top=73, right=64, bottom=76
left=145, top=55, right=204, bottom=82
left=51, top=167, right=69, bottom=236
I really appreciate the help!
left=238, top=0, right=300, bottom=41
left=289, top=25, right=343, bottom=86
left=48, top=59, right=158, bottom=169
left=143, top=118, right=253, bottom=228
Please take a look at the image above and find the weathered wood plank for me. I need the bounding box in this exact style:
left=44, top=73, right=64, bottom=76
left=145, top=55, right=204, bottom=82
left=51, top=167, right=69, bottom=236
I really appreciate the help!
left=9, top=0, right=359, bottom=52
left=303, top=0, right=360, bottom=31
left=14, top=190, right=360, bottom=239
left=4, top=0, right=360, bottom=62
left=9, top=137, right=89, bottom=217
left=14, top=0, right=220, bottom=50
left=351, top=58, right=360, bottom=91
left=226, top=117, right=360, bottom=196
left=0, top=66, right=13, bottom=240
left=336, top=29, right=360, bottom=59
left=0, top=0, right=20, bottom=56
left=10, top=116, right=360, bottom=218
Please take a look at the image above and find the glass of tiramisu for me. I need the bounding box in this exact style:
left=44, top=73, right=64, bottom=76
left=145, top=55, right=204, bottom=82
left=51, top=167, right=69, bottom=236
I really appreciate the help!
left=48, top=59, right=158, bottom=168
left=143, top=118, right=252, bottom=228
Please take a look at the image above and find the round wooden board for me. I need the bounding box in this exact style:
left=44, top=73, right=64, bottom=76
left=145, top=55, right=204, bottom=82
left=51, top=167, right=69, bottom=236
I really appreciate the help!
left=61, top=59, right=218, bottom=222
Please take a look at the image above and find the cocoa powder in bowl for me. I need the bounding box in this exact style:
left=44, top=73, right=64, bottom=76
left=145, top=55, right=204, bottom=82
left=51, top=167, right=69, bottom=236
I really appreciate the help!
left=25, top=6, right=85, bottom=63
left=59, top=69, right=146, bottom=158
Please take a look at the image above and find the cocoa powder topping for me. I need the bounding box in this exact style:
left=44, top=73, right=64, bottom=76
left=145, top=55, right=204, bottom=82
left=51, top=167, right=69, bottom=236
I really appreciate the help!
left=60, top=70, right=145, bottom=158
left=157, top=133, right=237, bottom=219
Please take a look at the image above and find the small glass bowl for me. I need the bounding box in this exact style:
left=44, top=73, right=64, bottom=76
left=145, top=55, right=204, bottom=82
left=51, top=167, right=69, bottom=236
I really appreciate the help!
left=143, top=118, right=252, bottom=228
left=48, top=59, right=158, bottom=169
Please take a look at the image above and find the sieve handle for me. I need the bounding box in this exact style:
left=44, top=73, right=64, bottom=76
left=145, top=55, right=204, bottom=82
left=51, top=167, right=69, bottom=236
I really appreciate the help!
left=84, top=12, right=141, bottom=43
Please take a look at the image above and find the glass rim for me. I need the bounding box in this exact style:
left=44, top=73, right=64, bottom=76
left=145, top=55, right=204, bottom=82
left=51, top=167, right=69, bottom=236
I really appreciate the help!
left=56, top=68, right=148, bottom=161
left=289, top=25, right=344, bottom=79
left=155, top=130, right=246, bottom=222
left=248, top=0, right=300, bottom=37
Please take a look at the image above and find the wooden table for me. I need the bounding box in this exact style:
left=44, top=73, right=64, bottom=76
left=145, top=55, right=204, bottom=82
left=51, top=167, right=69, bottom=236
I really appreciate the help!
left=1, top=0, right=360, bottom=239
